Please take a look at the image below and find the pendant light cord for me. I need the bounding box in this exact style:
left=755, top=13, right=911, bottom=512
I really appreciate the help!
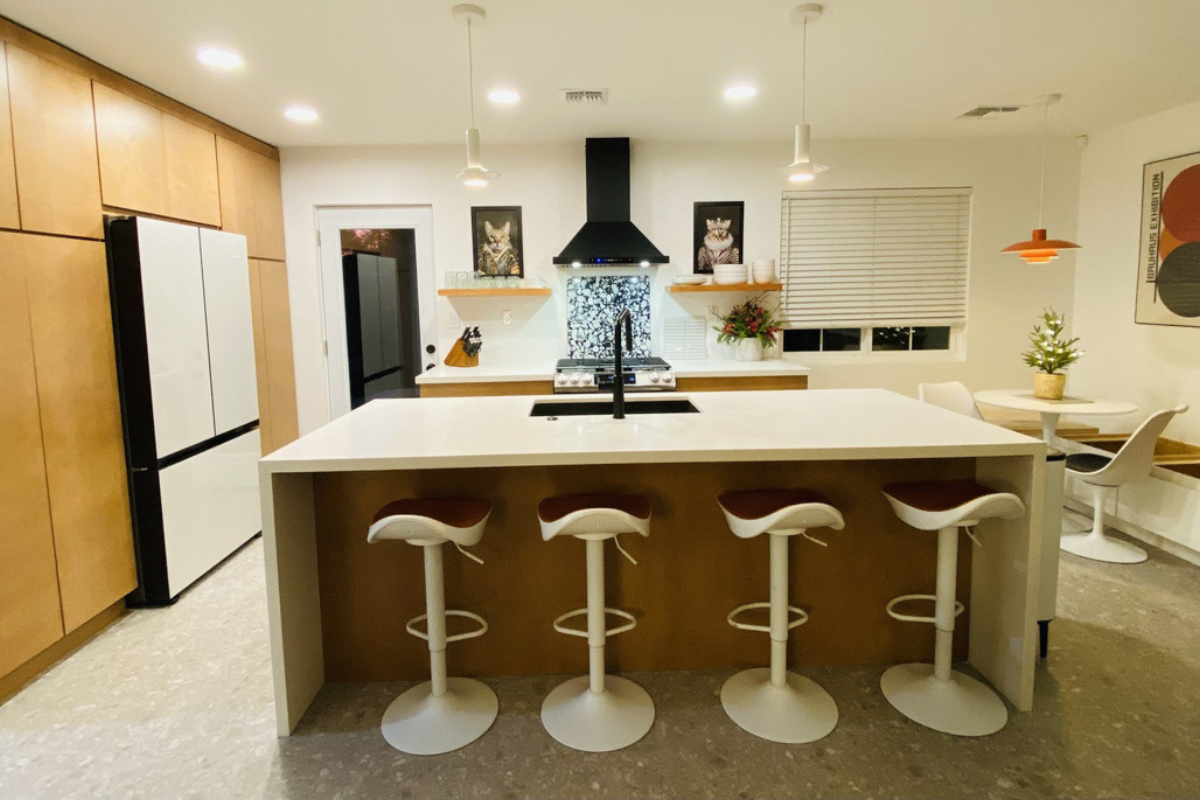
left=466, top=19, right=477, bottom=128
left=800, top=17, right=808, bottom=125
left=1038, top=98, right=1048, bottom=228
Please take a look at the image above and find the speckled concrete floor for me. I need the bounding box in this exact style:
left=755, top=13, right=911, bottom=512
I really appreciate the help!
left=2, top=515, right=1199, bottom=800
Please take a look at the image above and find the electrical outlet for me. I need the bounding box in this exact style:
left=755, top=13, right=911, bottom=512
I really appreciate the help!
left=502, top=309, right=512, bottom=326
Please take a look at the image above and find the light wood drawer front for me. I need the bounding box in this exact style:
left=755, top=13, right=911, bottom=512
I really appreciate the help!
left=0, top=232, right=64, bottom=677
left=7, top=46, right=102, bottom=239
left=24, top=235, right=136, bottom=632
left=0, top=43, right=20, bottom=229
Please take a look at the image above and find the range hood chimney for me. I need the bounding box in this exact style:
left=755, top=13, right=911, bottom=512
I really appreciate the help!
left=553, top=138, right=669, bottom=265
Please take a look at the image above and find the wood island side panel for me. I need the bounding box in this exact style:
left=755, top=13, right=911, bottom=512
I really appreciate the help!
left=311, top=457, right=973, bottom=682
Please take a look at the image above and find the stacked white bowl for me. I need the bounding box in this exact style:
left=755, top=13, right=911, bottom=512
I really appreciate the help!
left=751, top=259, right=776, bottom=284
left=712, top=263, right=748, bottom=285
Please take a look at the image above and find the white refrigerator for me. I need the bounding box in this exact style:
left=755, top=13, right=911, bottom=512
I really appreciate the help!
left=107, top=216, right=262, bottom=604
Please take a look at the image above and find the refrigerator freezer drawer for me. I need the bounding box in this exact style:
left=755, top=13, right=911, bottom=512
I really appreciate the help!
left=158, top=429, right=262, bottom=598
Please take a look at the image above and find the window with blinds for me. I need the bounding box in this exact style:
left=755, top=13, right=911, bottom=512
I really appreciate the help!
left=779, top=188, right=972, bottom=329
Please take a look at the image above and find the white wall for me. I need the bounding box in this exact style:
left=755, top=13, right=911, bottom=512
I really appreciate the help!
left=1070, top=100, right=1200, bottom=444
left=281, top=137, right=1079, bottom=434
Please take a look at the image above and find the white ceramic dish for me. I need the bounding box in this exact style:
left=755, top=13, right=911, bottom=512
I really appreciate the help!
left=672, top=275, right=708, bottom=285
left=713, top=276, right=749, bottom=285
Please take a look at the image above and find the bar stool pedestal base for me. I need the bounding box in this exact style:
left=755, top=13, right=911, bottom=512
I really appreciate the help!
left=541, top=675, right=654, bottom=752
left=880, top=663, right=1007, bottom=737
left=1060, top=530, right=1147, bottom=564
left=381, top=677, right=498, bottom=755
left=721, top=667, right=838, bottom=744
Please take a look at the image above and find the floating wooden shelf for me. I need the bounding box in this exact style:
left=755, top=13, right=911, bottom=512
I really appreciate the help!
left=668, top=282, right=782, bottom=293
left=438, top=287, right=552, bottom=297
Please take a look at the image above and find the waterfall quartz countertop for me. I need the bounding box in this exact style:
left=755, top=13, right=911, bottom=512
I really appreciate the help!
left=261, top=388, right=1042, bottom=472
left=414, top=358, right=811, bottom=385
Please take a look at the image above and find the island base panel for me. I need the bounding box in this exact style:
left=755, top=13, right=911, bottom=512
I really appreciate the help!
left=311, top=458, right=976, bottom=683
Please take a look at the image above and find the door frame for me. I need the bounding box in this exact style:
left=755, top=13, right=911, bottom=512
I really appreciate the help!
left=314, top=206, right=436, bottom=421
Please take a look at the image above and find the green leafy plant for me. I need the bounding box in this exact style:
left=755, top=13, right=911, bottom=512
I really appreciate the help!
left=714, top=296, right=783, bottom=346
left=1022, top=308, right=1083, bottom=374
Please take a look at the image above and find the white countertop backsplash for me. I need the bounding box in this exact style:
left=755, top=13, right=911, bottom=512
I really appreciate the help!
left=415, top=357, right=810, bottom=384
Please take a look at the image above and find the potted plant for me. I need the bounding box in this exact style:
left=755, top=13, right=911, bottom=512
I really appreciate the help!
left=714, top=296, right=783, bottom=362
left=1022, top=308, right=1083, bottom=400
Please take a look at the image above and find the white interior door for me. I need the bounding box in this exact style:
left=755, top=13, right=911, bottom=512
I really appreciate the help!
left=316, top=206, right=436, bottom=420
left=136, top=218, right=215, bottom=457
left=199, top=228, right=259, bottom=434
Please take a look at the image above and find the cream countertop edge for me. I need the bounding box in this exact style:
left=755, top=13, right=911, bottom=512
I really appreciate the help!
left=260, top=388, right=1043, bottom=473
left=415, top=358, right=812, bottom=384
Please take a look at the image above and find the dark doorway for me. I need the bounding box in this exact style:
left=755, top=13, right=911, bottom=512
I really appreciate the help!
left=340, top=228, right=422, bottom=407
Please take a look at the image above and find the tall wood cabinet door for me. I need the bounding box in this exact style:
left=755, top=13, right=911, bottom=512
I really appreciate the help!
left=164, top=114, right=220, bottom=226
left=252, top=151, right=286, bottom=260
left=246, top=259, right=275, bottom=453
left=0, top=232, right=64, bottom=677
left=92, top=82, right=168, bottom=216
left=24, top=235, right=136, bottom=633
left=252, top=259, right=300, bottom=450
left=216, top=137, right=258, bottom=255
left=0, top=44, right=20, bottom=230
left=6, top=46, right=103, bottom=239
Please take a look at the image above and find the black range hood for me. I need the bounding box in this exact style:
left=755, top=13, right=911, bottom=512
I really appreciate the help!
left=553, top=138, right=669, bottom=265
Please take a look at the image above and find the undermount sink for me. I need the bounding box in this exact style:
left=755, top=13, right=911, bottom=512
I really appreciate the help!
left=530, top=398, right=700, bottom=417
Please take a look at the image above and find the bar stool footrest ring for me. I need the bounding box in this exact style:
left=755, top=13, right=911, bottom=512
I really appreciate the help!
left=885, top=594, right=964, bottom=625
left=552, top=607, right=637, bottom=639
left=405, top=609, right=489, bottom=643
left=726, top=601, right=809, bottom=633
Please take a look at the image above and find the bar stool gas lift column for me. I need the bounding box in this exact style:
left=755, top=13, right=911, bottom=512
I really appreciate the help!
left=367, top=499, right=498, bottom=755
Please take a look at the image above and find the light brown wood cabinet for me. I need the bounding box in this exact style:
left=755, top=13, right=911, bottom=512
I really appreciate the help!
left=0, top=232, right=65, bottom=678
left=0, top=43, right=20, bottom=229
left=22, top=235, right=136, bottom=633
left=93, top=83, right=222, bottom=227
left=217, top=137, right=286, bottom=261
left=6, top=46, right=103, bottom=239
left=249, top=259, right=300, bottom=453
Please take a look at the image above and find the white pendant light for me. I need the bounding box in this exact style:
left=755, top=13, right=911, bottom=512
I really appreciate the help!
left=782, top=4, right=828, bottom=183
left=452, top=4, right=498, bottom=188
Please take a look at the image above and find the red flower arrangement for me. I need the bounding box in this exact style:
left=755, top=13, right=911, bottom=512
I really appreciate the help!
left=714, top=296, right=782, bottom=347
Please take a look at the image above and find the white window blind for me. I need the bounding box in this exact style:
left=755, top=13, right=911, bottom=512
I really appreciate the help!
left=779, top=188, right=972, bottom=328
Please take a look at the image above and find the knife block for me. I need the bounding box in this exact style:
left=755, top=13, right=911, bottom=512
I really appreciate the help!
left=443, top=339, right=479, bottom=368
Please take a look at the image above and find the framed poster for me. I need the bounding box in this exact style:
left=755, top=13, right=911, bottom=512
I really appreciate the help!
left=693, top=201, right=744, bottom=274
left=471, top=206, right=524, bottom=277
left=1137, top=151, right=1200, bottom=326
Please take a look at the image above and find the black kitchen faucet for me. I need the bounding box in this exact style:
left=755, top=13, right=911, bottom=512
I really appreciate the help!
left=612, top=309, right=633, bottom=419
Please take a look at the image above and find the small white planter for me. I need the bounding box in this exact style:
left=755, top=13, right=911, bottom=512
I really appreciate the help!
left=735, top=338, right=764, bottom=362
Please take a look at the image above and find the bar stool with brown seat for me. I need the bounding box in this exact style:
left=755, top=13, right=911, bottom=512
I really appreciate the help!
left=367, top=498, right=497, bottom=755
left=716, top=489, right=844, bottom=744
left=537, top=493, right=654, bottom=752
left=880, top=480, right=1025, bottom=737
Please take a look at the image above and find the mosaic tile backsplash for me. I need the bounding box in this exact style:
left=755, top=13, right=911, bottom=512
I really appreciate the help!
left=566, top=275, right=651, bottom=359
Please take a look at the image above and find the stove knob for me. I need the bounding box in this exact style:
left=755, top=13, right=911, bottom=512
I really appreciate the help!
left=663, top=372, right=674, bottom=384
left=555, top=374, right=568, bottom=387
left=569, top=375, right=581, bottom=386
left=649, top=373, right=660, bottom=383
left=581, top=375, right=594, bottom=386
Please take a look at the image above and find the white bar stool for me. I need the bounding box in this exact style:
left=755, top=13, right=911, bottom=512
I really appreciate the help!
left=366, top=498, right=498, bottom=755
left=537, top=493, right=654, bottom=752
left=717, top=489, right=843, bottom=744
left=880, top=480, right=1025, bottom=737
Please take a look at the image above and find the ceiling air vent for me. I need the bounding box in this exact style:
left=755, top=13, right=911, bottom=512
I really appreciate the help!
left=562, top=89, right=608, bottom=105
left=957, top=105, right=1023, bottom=120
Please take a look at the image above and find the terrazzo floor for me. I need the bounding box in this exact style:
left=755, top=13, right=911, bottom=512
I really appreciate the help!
left=2, top=514, right=1199, bottom=800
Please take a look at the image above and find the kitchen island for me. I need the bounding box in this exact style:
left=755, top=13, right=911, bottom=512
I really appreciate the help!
left=261, top=389, right=1045, bottom=735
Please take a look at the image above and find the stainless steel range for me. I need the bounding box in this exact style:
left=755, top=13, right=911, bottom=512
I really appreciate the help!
left=553, top=357, right=675, bottom=394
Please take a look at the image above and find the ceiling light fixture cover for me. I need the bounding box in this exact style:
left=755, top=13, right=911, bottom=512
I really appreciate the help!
left=487, top=88, right=520, bottom=104
left=197, top=47, right=243, bottom=70
left=452, top=4, right=499, bottom=188
left=1003, top=94, right=1080, bottom=263
left=782, top=4, right=828, bottom=183
left=284, top=105, right=319, bottom=123
left=724, top=85, right=758, bottom=100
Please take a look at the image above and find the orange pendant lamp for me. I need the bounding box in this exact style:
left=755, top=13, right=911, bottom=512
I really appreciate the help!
left=1003, top=94, right=1080, bottom=264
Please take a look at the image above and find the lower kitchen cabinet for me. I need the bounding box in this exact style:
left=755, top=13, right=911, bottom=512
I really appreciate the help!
left=0, top=232, right=65, bottom=678
left=249, top=259, right=300, bottom=453
left=19, top=233, right=137, bottom=633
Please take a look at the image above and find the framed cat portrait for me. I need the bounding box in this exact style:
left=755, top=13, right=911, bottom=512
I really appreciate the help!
left=693, top=201, right=745, bottom=274
left=471, top=206, right=525, bottom=277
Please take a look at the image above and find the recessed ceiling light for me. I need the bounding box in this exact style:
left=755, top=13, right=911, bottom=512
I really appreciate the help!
left=284, top=106, right=320, bottom=123
left=724, top=85, right=758, bottom=100
left=197, top=47, right=244, bottom=71
left=487, top=89, right=521, bottom=104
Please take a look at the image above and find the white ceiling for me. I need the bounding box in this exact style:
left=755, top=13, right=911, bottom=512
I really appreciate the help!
left=3, top=0, right=1200, bottom=147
